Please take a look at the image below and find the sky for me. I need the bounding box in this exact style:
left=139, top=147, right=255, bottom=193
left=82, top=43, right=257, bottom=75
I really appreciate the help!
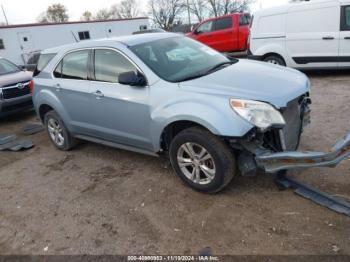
left=0, top=0, right=290, bottom=25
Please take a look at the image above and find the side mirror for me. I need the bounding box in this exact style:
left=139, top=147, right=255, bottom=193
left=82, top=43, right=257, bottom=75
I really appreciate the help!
left=118, top=71, right=146, bottom=87
left=19, top=65, right=27, bottom=71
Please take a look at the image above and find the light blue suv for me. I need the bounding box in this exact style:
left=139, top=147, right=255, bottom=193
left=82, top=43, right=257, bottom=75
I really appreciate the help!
left=33, top=33, right=350, bottom=193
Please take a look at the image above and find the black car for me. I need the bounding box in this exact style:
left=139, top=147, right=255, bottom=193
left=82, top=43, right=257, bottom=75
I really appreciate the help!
left=24, top=51, right=41, bottom=72
left=0, top=58, right=33, bottom=117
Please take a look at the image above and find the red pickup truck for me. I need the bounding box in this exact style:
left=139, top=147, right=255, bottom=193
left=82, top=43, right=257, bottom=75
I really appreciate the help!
left=186, top=13, right=251, bottom=53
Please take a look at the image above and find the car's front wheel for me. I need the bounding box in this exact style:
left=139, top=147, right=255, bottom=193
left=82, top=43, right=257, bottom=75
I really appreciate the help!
left=169, top=127, right=236, bottom=193
left=44, top=110, right=76, bottom=151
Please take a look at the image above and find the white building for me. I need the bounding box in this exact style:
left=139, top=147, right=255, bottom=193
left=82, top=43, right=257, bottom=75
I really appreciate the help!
left=0, top=17, right=150, bottom=65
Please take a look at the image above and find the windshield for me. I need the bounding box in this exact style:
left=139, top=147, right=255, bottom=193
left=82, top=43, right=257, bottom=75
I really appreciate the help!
left=0, top=58, right=20, bottom=75
left=129, top=36, right=234, bottom=82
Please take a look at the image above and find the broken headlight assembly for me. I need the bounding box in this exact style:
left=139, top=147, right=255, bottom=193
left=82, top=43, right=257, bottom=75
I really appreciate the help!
left=230, top=99, right=285, bottom=131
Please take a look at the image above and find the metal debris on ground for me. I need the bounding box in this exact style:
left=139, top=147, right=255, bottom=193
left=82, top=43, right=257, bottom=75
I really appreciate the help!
left=0, top=134, right=16, bottom=145
left=0, top=139, right=34, bottom=151
left=276, top=172, right=350, bottom=217
left=22, top=123, right=45, bottom=135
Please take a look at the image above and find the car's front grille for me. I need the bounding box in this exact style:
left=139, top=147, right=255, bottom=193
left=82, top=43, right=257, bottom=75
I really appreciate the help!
left=280, top=98, right=302, bottom=151
left=262, top=96, right=309, bottom=152
left=1, top=81, right=31, bottom=99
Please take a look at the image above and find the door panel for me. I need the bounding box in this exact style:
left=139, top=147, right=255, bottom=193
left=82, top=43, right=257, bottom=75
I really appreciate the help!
left=52, top=50, right=93, bottom=134
left=193, top=20, right=215, bottom=48
left=210, top=16, right=237, bottom=52
left=90, top=49, right=152, bottom=150
left=286, top=3, right=340, bottom=68
left=339, top=5, right=350, bottom=67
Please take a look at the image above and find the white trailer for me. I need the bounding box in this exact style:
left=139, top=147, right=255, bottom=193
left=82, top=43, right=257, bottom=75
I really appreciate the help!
left=0, top=17, right=150, bottom=65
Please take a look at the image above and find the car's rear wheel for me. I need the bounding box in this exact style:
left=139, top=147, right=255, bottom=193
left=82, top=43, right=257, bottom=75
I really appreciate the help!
left=263, top=55, right=286, bottom=66
left=169, top=127, right=236, bottom=193
left=44, top=110, right=76, bottom=151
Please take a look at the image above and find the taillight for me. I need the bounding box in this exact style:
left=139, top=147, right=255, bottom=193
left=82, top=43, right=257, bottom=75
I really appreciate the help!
left=29, top=80, right=34, bottom=94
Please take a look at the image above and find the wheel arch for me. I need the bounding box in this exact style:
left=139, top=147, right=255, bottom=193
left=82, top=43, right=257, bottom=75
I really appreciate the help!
left=262, top=52, right=286, bottom=65
left=151, top=100, right=253, bottom=152
left=38, top=104, right=54, bottom=123
left=34, top=90, right=71, bottom=129
left=160, top=120, right=214, bottom=151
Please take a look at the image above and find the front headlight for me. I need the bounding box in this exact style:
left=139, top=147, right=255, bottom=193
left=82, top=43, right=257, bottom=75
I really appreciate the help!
left=230, top=99, right=285, bottom=131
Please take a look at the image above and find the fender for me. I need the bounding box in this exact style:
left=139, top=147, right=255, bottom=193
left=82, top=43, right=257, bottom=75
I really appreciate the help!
left=33, top=88, right=73, bottom=131
left=252, top=42, right=292, bottom=66
left=150, top=99, right=253, bottom=151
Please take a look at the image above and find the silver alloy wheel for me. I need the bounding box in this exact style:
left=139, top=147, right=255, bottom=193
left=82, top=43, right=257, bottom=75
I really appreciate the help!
left=47, top=118, right=65, bottom=146
left=177, top=142, right=216, bottom=185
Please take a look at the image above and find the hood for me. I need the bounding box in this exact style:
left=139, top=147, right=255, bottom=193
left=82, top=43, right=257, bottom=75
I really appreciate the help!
left=179, top=59, right=310, bottom=108
left=0, top=71, right=32, bottom=88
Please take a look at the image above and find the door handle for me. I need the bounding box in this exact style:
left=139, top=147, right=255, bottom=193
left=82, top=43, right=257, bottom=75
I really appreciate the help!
left=54, top=83, right=61, bottom=92
left=93, top=90, right=104, bottom=99
left=322, top=36, right=334, bottom=40
left=344, top=36, right=350, bottom=40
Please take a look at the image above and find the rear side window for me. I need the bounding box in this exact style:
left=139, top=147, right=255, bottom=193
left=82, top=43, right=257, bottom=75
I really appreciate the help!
left=54, top=50, right=89, bottom=80
left=214, top=17, right=233, bottom=31
left=53, top=61, right=63, bottom=78
left=94, top=49, right=137, bottom=83
left=240, top=14, right=251, bottom=26
left=33, top=53, right=56, bottom=77
left=341, top=6, right=350, bottom=31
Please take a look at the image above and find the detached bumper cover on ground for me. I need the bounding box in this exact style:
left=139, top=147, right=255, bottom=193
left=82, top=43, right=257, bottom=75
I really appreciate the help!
left=256, top=131, right=350, bottom=173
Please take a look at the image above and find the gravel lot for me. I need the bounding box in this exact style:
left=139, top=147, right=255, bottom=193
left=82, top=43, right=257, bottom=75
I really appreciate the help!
left=0, top=70, right=349, bottom=255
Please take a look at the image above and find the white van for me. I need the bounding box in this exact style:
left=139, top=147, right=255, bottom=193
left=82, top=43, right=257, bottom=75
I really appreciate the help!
left=248, top=0, right=350, bottom=69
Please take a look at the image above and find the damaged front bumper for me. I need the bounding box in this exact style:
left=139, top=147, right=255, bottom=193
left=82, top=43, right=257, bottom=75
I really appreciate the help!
left=233, top=94, right=349, bottom=174
left=256, top=131, right=350, bottom=173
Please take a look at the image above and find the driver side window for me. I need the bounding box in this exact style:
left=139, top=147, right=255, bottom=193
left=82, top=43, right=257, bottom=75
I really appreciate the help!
left=94, top=49, right=138, bottom=83
left=196, top=21, right=214, bottom=34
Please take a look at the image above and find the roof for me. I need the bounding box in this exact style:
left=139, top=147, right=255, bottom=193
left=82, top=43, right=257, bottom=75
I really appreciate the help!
left=41, top=33, right=181, bottom=54
left=253, top=0, right=348, bottom=16
left=0, top=17, right=149, bottom=29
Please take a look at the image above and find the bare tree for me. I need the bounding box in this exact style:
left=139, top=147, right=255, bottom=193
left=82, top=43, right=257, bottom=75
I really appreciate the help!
left=81, top=11, right=93, bottom=21
left=188, top=0, right=207, bottom=22
left=38, top=3, right=69, bottom=23
left=206, top=0, right=252, bottom=17
left=148, top=0, right=185, bottom=30
left=95, top=8, right=113, bottom=20
left=110, top=0, right=141, bottom=19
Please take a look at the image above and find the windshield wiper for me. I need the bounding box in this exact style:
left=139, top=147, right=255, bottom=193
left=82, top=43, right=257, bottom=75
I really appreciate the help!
left=177, top=60, right=236, bottom=82
left=203, top=61, right=235, bottom=75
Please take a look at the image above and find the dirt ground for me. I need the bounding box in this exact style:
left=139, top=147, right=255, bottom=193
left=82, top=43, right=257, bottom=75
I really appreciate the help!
left=0, top=70, right=349, bottom=255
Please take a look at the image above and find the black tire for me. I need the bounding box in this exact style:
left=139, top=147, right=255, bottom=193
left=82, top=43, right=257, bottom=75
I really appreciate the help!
left=169, top=127, right=236, bottom=193
left=44, top=110, right=76, bottom=151
left=263, top=55, right=286, bottom=66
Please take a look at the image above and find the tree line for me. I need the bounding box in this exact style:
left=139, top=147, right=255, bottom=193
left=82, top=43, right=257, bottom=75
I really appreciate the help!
left=37, top=0, right=253, bottom=30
